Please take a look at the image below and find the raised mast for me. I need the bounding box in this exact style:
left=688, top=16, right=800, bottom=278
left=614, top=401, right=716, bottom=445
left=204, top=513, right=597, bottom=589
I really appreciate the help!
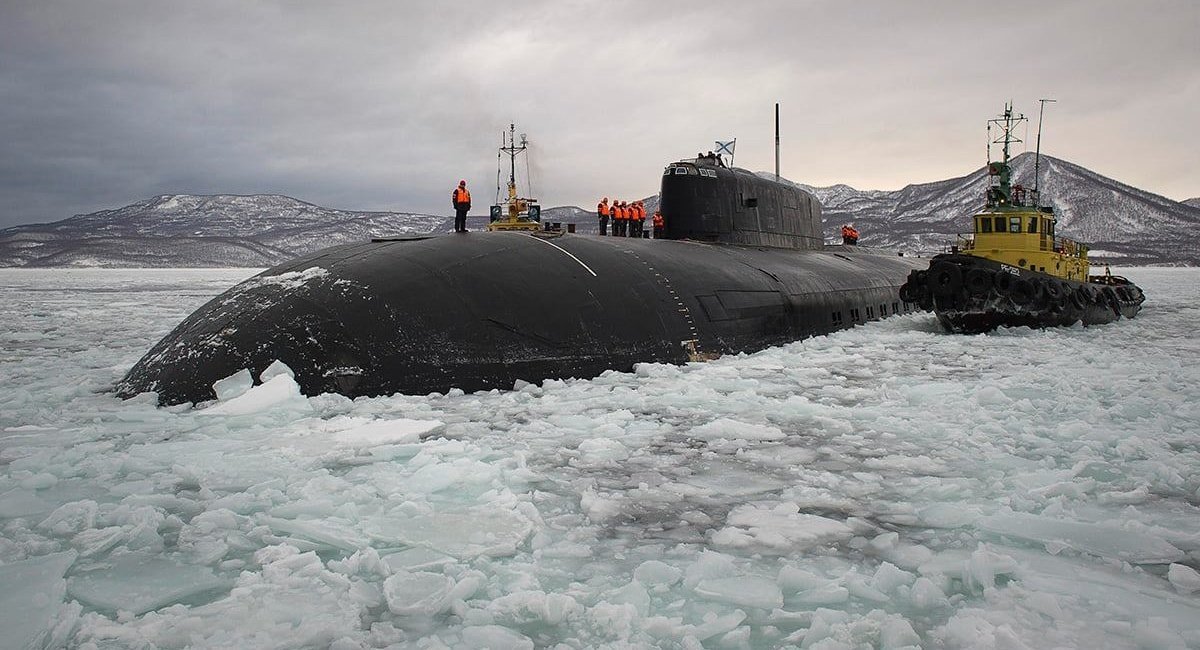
left=985, top=103, right=1027, bottom=208
left=1033, top=98, right=1056, bottom=196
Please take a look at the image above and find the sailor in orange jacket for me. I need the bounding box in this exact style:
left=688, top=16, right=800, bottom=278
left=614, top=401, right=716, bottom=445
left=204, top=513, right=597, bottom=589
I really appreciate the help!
left=614, top=201, right=627, bottom=237
left=632, top=201, right=646, bottom=238
left=452, top=180, right=471, bottom=233
left=597, top=198, right=610, bottom=236
left=841, top=224, right=859, bottom=245
left=652, top=209, right=665, bottom=238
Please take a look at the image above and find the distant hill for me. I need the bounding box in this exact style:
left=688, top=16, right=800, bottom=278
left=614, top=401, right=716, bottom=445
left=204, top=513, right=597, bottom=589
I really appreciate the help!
left=1184, top=198, right=1200, bottom=209
left=789, top=153, right=1200, bottom=265
left=0, top=156, right=1194, bottom=266
left=0, top=195, right=603, bottom=268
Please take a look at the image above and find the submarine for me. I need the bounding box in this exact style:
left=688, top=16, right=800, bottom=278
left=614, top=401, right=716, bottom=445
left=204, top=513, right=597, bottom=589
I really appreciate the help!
left=118, top=135, right=929, bottom=405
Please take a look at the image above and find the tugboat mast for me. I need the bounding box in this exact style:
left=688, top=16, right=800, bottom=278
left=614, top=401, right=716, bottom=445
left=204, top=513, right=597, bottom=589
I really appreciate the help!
left=985, top=103, right=1027, bottom=208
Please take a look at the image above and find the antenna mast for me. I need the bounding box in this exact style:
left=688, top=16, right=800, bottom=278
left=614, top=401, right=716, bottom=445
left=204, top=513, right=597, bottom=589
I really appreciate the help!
left=774, top=103, right=780, bottom=181
left=1033, top=98, right=1056, bottom=196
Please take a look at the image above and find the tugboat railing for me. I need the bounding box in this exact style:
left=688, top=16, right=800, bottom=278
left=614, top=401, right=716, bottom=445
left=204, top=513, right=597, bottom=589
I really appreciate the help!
left=951, top=232, right=1088, bottom=260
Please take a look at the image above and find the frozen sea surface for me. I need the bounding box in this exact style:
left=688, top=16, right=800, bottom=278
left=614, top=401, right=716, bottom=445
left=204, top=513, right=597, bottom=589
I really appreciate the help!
left=1, top=266, right=1198, bottom=649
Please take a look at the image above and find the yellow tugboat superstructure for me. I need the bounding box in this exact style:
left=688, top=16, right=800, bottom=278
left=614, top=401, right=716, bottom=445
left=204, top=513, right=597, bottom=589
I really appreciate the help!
left=956, top=104, right=1089, bottom=281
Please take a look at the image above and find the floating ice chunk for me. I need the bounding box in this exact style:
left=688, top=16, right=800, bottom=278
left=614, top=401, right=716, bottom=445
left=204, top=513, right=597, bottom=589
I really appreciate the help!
left=688, top=417, right=786, bottom=441
left=382, top=547, right=456, bottom=573
left=201, top=373, right=312, bottom=416
left=711, top=502, right=853, bottom=553
left=67, top=552, right=232, bottom=615
left=607, top=581, right=651, bottom=615
left=0, top=551, right=76, bottom=650
left=872, top=562, right=915, bottom=594
left=908, top=576, right=948, bottom=609
left=674, top=463, right=787, bottom=498
left=212, top=368, right=253, bottom=401
left=683, top=551, right=738, bottom=590
left=38, top=499, right=99, bottom=535
left=1167, top=563, right=1200, bottom=593
left=794, top=582, right=850, bottom=606
left=574, top=438, right=630, bottom=464
left=460, top=625, right=534, bottom=650
left=690, top=609, right=747, bottom=641
left=260, top=359, right=295, bottom=382
left=0, top=487, right=55, bottom=518
left=580, top=487, right=623, bottom=522
left=72, top=526, right=126, bottom=557
left=262, top=517, right=370, bottom=552
left=880, top=617, right=921, bottom=649
left=382, top=570, right=454, bottom=616
left=694, top=575, right=783, bottom=610
left=364, top=508, right=533, bottom=559
left=634, top=560, right=682, bottom=587
left=778, top=566, right=835, bottom=593
left=978, top=512, right=1185, bottom=564
left=333, top=418, right=444, bottom=448
left=488, top=590, right=582, bottom=626
left=916, top=503, right=978, bottom=528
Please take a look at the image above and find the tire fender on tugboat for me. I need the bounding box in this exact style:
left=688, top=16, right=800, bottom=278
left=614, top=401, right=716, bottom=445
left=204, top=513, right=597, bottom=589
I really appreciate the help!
left=930, top=262, right=962, bottom=295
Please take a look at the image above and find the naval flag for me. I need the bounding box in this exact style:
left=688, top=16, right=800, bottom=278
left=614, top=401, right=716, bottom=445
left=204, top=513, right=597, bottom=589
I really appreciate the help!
left=715, top=139, right=736, bottom=165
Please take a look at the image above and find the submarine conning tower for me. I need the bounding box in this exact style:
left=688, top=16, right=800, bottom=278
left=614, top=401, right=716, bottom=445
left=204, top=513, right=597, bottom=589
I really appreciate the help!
left=659, top=157, right=823, bottom=249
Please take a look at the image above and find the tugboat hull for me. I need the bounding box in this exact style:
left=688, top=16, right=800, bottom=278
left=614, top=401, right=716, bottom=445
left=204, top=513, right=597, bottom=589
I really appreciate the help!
left=900, top=254, right=1145, bottom=334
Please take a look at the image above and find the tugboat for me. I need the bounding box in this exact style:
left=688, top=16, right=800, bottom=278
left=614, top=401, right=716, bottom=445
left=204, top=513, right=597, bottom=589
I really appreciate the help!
left=900, top=103, right=1145, bottom=333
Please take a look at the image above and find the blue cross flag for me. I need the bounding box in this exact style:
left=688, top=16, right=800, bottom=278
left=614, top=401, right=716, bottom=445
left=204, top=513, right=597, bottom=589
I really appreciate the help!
left=715, top=140, right=736, bottom=156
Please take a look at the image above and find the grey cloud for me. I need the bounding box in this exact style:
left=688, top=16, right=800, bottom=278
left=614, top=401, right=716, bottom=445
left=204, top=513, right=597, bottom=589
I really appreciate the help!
left=1, top=0, right=1197, bottom=228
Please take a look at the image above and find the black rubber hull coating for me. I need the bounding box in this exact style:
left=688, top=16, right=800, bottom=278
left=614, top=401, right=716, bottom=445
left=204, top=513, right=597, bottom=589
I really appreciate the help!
left=117, top=234, right=928, bottom=404
left=899, top=253, right=1145, bottom=334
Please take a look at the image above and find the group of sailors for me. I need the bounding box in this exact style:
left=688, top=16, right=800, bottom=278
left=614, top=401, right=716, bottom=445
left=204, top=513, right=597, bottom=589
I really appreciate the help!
left=597, top=198, right=665, bottom=238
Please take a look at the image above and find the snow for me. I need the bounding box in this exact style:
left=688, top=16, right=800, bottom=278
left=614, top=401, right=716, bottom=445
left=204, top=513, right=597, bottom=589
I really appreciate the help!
left=1, top=266, right=1198, bottom=648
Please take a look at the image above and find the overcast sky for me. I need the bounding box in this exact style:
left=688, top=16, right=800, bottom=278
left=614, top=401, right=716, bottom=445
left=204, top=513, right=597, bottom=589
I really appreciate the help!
left=1, top=0, right=1197, bottom=228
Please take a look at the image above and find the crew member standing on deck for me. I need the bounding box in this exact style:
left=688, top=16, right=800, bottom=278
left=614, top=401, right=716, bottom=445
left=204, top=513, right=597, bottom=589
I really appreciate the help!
left=633, top=201, right=646, bottom=238
left=652, top=209, right=664, bottom=238
left=452, top=180, right=471, bottom=233
left=614, top=201, right=626, bottom=237
left=841, top=224, right=859, bottom=245
left=597, top=197, right=610, bottom=236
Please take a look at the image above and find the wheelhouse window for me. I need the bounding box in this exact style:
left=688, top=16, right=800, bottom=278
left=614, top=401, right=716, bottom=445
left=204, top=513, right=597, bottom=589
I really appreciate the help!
left=1027, top=217, right=1038, bottom=233
left=979, top=217, right=992, bottom=233
left=1009, top=217, right=1021, bottom=233
left=994, top=216, right=1006, bottom=232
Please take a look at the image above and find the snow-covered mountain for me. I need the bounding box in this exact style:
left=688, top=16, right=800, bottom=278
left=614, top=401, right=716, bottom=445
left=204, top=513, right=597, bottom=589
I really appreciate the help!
left=0, top=195, right=646, bottom=267
left=787, top=153, right=1200, bottom=264
left=0, top=195, right=449, bottom=267
left=0, top=157, right=1193, bottom=267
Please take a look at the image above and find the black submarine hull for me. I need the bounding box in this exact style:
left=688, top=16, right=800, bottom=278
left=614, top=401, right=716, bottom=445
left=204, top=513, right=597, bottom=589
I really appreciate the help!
left=117, top=233, right=927, bottom=404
